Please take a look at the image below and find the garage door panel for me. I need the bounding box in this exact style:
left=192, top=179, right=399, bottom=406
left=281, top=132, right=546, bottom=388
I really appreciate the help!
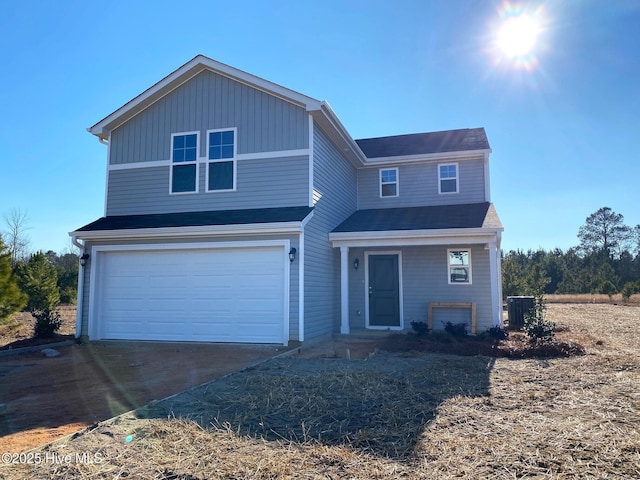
left=95, top=246, right=286, bottom=343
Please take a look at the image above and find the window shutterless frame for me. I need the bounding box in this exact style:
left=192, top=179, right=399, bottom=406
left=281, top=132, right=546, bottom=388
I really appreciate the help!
left=438, top=162, right=459, bottom=194
left=206, top=128, right=237, bottom=192
left=447, top=248, right=472, bottom=285
left=379, top=167, right=399, bottom=198
left=170, top=131, right=200, bottom=194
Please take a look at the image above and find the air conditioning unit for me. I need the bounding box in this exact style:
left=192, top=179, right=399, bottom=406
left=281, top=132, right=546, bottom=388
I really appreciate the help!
left=507, top=296, right=535, bottom=329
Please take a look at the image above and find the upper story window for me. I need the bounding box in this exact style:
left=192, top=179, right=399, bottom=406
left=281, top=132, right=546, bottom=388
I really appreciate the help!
left=171, top=132, right=199, bottom=194
left=207, top=129, right=236, bottom=192
left=448, top=249, right=471, bottom=284
left=438, top=163, right=458, bottom=194
left=379, top=168, right=398, bottom=197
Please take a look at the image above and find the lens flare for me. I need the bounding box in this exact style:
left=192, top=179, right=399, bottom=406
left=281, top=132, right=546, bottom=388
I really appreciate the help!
left=493, top=2, right=546, bottom=71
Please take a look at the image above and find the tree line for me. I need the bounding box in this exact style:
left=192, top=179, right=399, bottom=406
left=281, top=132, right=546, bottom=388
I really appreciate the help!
left=503, top=207, right=640, bottom=301
left=0, top=209, right=78, bottom=336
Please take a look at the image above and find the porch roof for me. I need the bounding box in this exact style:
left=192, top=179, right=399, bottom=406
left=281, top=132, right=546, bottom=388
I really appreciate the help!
left=332, top=202, right=502, bottom=233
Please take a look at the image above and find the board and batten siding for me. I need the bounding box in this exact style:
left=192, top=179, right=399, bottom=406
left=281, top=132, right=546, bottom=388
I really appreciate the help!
left=357, top=156, right=486, bottom=210
left=106, top=155, right=309, bottom=215
left=109, top=69, right=309, bottom=165
left=303, top=123, right=357, bottom=341
left=79, top=235, right=300, bottom=341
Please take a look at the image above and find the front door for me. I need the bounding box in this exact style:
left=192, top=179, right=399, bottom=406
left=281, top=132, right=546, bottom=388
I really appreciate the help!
left=367, top=254, right=401, bottom=328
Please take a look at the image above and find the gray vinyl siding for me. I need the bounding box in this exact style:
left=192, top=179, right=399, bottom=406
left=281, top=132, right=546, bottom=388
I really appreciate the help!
left=347, top=245, right=493, bottom=333
left=106, top=155, right=309, bottom=215
left=357, top=156, right=486, bottom=209
left=304, top=124, right=357, bottom=341
left=79, top=235, right=300, bottom=342
left=109, top=70, right=309, bottom=165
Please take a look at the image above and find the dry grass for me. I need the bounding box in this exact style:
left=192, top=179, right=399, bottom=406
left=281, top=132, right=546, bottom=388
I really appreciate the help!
left=547, top=293, right=640, bottom=305
left=3, top=304, right=639, bottom=479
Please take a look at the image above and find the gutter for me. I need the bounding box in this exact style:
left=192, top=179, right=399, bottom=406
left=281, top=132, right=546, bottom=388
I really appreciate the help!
left=71, top=236, right=86, bottom=340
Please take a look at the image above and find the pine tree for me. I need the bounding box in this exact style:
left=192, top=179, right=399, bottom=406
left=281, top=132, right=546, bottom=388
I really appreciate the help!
left=0, top=236, right=27, bottom=323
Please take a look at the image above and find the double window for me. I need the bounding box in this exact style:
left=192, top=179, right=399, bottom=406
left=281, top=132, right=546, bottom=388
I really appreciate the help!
left=439, top=163, right=458, bottom=194
left=170, top=129, right=236, bottom=194
left=448, top=249, right=471, bottom=284
left=379, top=168, right=398, bottom=197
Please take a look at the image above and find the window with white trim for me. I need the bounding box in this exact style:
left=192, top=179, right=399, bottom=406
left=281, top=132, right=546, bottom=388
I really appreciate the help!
left=171, top=132, right=198, bottom=193
left=439, top=163, right=458, bottom=194
left=379, top=168, right=398, bottom=197
left=448, top=249, right=471, bottom=284
left=207, top=129, right=236, bottom=192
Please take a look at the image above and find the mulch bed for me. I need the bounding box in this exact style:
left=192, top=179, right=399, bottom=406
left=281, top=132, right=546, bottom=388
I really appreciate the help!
left=379, top=327, right=586, bottom=358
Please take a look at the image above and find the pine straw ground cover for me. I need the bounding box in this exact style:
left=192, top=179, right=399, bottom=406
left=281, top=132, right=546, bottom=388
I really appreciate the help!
left=3, top=304, right=639, bottom=479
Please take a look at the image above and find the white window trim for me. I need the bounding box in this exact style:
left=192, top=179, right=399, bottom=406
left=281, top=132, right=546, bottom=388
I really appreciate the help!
left=438, top=162, right=459, bottom=194
left=379, top=167, right=399, bottom=198
left=169, top=131, right=200, bottom=195
left=447, top=248, right=472, bottom=285
left=206, top=127, right=237, bottom=193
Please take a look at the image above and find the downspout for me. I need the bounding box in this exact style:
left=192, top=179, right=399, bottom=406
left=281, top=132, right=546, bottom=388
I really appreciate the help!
left=71, top=236, right=86, bottom=340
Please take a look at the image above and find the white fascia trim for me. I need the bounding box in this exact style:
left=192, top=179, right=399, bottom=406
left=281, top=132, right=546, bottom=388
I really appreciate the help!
left=361, top=149, right=491, bottom=167
left=484, top=151, right=491, bottom=202
left=70, top=221, right=307, bottom=242
left=107, top=149, right=310, bottom=171
left=89, top=55, right=322, bottom=140
left=329, top=228, right=503, bottom=248
left=317, top=102, right=367, bottom=164
left=308, top=114, right=314, bottom=207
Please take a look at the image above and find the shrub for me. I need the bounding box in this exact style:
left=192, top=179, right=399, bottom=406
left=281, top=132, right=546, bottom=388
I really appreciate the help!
left=410, top=321, right=430, bottom=336
left=33, top=309, right=62, bottom=338
left=598, top=280, right=617, bottom=299
left=621, top=282, right=639, bottom=303
left=523, top=294, right=555, bottom=341
left=17, top=252, right=62, bottom=337
left=486, top=325, right=508, bottom=340
left=443, top=321, right=468, bottom=337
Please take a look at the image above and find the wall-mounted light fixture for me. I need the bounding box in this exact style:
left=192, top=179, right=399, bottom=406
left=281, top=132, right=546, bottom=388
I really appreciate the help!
left=353, top=258, right=359, bottom=270
left=289, top=247, right=297, bottom=263
left=80, top=253, right=90, bottom=267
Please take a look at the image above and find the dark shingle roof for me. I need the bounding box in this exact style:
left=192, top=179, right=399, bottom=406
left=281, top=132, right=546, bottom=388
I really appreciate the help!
left=355, top=128, right=489, bottom=159
left=332, top=203, right=501, bottom=233
left=75, top=206, right=313, bottom=232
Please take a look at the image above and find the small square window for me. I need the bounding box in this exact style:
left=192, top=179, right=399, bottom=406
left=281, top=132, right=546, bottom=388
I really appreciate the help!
left=209, top=130, right=235, bottom=160
left=448, top=250, right=471, bottom=284
left=380, top=168, right=399, bottom=198
left=172, top=164, right=197, bottom=193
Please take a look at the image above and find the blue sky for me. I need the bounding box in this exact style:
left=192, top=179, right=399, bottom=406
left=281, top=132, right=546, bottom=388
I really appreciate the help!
left=1, top=0, right=638, bottom=254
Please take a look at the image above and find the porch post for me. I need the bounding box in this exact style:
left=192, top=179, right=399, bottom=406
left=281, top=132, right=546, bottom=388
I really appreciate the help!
left=488, top=240, right=501, bottom=326
left=340, top=246, right=350, bottom=334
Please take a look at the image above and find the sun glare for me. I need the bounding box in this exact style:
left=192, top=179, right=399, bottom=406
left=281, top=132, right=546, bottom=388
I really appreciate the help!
left=493, top=2, right=546, bottom=70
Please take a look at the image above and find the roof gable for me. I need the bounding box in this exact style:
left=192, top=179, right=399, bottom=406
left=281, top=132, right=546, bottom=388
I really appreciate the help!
left=89, top=55, right=322, bottom=140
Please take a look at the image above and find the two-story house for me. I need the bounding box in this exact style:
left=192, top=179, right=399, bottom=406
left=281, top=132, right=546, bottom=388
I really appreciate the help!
left=70, top=55, right=503, bottom=345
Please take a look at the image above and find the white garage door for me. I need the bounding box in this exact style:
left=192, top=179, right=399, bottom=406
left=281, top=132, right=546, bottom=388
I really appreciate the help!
left=93, top=245, right=287, bottom=343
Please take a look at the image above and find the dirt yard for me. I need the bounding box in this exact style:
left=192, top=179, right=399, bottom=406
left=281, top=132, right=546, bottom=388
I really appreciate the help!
left=2, top=303, right=639, bottom=479
left=0, top=341, right=294, bottom=453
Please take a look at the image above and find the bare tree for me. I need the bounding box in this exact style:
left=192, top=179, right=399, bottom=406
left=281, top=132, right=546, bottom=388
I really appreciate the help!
left=3, top=208, right=31, bottom=265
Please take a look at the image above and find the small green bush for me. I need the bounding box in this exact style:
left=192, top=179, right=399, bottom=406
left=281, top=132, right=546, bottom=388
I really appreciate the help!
left=486, top=325, right=508, bottom=340
left=410, top=321, right=430, bottom=336
left=523, top=294, right=555, bottom=341
left=33, top=309, right=62, bottom=338
left=621, top=282, right=639, bottom=303
left=443, top=321, right=468, bottom=337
